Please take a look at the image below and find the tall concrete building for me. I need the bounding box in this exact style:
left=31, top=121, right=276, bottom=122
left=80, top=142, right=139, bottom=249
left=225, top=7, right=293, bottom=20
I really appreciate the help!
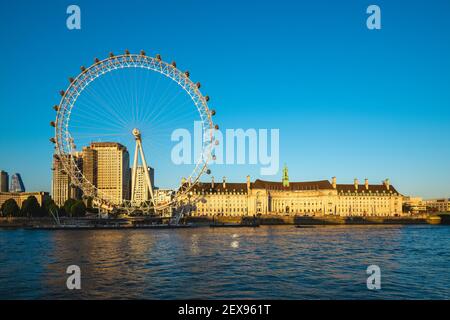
left=0, top=170, right=9, bottom=192
left=9, top=173, right=25, bottom=192
left=51, top=154, right=81, bottom=207
left=90, top=142, right=130, bottom=205
left=131, top=165, right=154, bottom=204
left=81, top=146, right=98, bottom=197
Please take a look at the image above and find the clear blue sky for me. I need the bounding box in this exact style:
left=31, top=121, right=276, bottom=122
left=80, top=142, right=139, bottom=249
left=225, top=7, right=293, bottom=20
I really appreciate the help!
left=0, top=0, right=449, bottom=198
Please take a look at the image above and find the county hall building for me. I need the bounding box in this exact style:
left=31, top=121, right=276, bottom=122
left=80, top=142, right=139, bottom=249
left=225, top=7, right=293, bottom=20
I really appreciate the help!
left=190, top=166, right=403, bottom=217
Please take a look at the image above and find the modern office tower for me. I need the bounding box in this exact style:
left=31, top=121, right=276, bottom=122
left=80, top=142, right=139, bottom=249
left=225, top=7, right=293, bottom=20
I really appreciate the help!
left=9, top=173, right=25, bottom=192
left=90, top=142, right=130, bottom=205
left=131, top=166, right=154, bottom=204
left=51, top=154, right=81, bottom=207
left=81, top=146, right=98, bottom=197
left=0, top=170, right=9, bottom=192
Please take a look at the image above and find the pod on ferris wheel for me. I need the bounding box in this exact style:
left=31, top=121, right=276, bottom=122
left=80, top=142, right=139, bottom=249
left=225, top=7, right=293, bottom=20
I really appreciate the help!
left=156, top=54, right=162, bottom=61
left=140, top=50, right=146, bottom=56
left=125, top=49, right=130, bottom=55
left=214, top=124, right=219, bottom=130
left=171, top=61, right=177, bottom=68
left=49, top=137, right=56, bottom=144
left=50, top=121, right=55, bottom=127
left=59, top=90, right=65, bottom=96
left=68, top=77, right=74, bottom=83
left=211, top=109, right=216, bottom=116
left=184, top=71, right=190, bottom=78
left=109, top=52, right=115, bottom=58
left=53, top=105, right=59, bottom=111
left=196, top=82, right=201, bottom=89
left=94, top=57, right=100, bottom=63
left=206, top=169, right=211, bottom=175
left=205, top=95, right=210, bottom=102
left=80, top=66, right=86, bottom=72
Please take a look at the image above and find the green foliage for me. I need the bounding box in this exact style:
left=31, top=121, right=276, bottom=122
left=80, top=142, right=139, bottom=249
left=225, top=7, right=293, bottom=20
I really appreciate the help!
left=21, top=196, right=41, bottom=218
left=70, top=200, right=86, bottom=217
left=63, top=198, right=77, bottom=216
left=42, top=197, right=59, bottom=217
left=1, top=198, right=20, bottom=217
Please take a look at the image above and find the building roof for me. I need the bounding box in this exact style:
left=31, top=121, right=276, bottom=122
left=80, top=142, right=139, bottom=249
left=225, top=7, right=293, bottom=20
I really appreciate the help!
left=191, top=182, right=248, bottom=193
left=336, top=184, right=400, bottom=194
left=252, top=179, right=333, bottom=191
left=190, top=179, right=401, bottom=195
left=90, top=142, right=127, bottom=150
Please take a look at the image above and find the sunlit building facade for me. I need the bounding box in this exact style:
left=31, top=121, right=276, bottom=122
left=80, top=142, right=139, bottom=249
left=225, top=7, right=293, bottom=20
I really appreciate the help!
left=51, top=154, right=81, bottom=207
left=191, top=166, right=403, bottom=217
left=90, top=142, right=130, bottom=205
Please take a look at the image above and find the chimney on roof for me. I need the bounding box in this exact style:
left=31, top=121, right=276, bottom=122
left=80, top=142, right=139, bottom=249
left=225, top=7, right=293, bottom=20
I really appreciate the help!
left=246, top=175, right=251, bottom=191
left=365, top=178, right=369, bottom=190
left=384, top=178, right=390, bottom=191
left=332, top=177, right=337, bottom=189
left=354, top=178, right=359, bottom=190
left=211, top=176, right=215, bottom=188
left=223, top=176, right=226, bottom=189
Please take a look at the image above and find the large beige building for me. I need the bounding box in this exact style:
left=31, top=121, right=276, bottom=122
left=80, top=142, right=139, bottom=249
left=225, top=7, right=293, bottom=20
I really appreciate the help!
left=90, top=142, right=130, bottom=205
left=191, top=166, right=403, bottom=217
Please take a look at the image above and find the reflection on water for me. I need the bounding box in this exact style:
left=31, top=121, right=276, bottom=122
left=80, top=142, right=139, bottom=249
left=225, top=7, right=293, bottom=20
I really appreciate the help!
left=0, top=225, right=449, bottom=299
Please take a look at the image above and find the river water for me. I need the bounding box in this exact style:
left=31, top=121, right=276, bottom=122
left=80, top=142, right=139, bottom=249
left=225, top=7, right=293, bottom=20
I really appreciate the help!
left=0, top=225, right=449, bottom=299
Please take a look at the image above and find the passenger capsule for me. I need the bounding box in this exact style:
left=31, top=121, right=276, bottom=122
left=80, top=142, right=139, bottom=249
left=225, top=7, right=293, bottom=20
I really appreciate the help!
left=184, top=71, right=190, bottom=78
left=211, top=109, right=216, bottom=116
left=49, top=137, right=56, bottom=143
left=171, top=61, right=177, bottom=68
left=50, top=121, right=56, bottom=127
left=69, top=77, right=74, bottom=83
left=109, top=52, right=115, bottom=58
left=59, top=90, right=65, bottom=96
left=212, top=155, right=217, bottom=161
left=214, top=124, right=219, bottom=130
left=80, top=66, right=86, bottom=72
left=140, top=50, right=146, bottom=56
left=156, top=54, right=162, bottom=61
left=125, top=49, right=130, bottom=55
left=205, top=95, right=210, bottom=102
left=94, top=57, right=100, bottom=63
left=53, top=105, right=59, bottom=111
left=206, top=169, right=211, bottom=175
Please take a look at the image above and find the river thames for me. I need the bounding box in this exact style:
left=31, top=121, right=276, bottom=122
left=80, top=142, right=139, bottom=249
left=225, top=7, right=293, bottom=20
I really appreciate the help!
left=0, top=225, right=449, bottom=299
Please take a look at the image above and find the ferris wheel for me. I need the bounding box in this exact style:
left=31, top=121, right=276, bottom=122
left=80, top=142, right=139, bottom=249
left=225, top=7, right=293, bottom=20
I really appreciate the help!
left=50, top=50, right=218, bottom=214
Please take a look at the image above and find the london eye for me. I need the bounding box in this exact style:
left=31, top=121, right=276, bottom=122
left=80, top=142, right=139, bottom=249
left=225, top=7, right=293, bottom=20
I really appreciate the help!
left=50, top=50, right=217, bottom=214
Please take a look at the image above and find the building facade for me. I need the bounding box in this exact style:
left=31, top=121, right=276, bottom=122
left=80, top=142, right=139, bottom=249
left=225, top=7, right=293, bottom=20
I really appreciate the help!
left=0, top=192, right=50, bottom=209
left=90, top=142, right=130, bottom=205
left=424, top=198, right=450, bottom=212
left=402, top=196, right=427, bottom=214
left=51, top=154, right=81, bottom=207
left=190, top=167, right=403, bottom=217
left=131, top=166, right=154, bottom=204
left=0, top=170, right=9, bottom=192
